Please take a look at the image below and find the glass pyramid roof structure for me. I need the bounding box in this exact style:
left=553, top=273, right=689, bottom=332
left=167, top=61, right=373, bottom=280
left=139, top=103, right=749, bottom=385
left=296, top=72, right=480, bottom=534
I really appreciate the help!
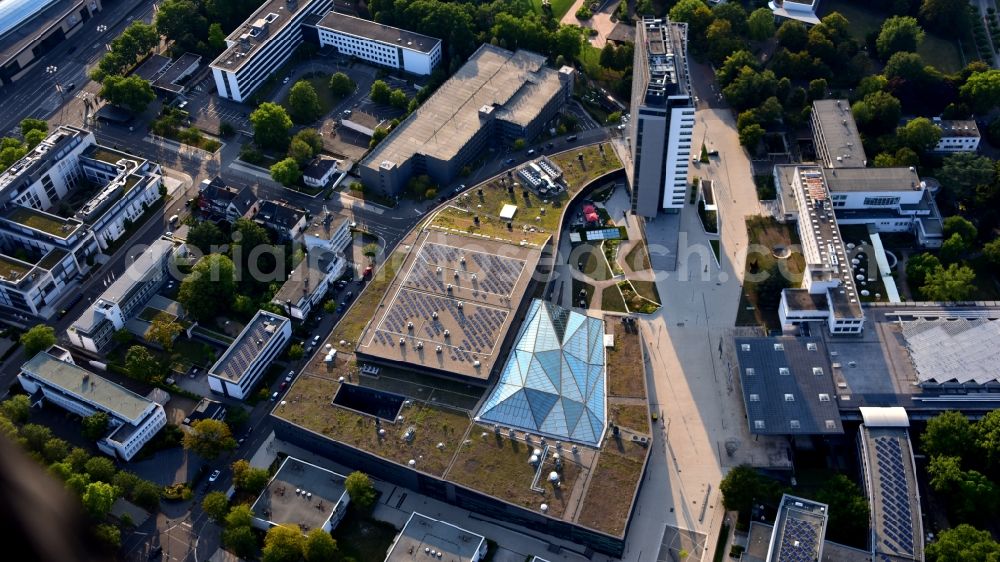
left=476, top=299, right=606, bottom=446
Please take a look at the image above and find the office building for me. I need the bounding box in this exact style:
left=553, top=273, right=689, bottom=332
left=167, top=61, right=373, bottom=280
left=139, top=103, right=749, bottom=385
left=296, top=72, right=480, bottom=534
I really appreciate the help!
left=210, top=0, right=333, bottom=103
left=208, top=310, right=291, bottom=399
left=385, top=513, right=487, bottom=562
left=742, top=494, right=872, bottom=562
left=0, top=126, right=164, bottom=318
left=810, top=100, right=867, bottom=169
left=314, top=12, right=441, bottom=75
left=68, top=239, right=183, bottom=353
left=359, top=44, right=574, bottom=196
left=768, top=0, right=821, bottom=25
left=627, top=18, right=694, bottom=219
left=272, top=249, right=347, bottom=320
left=931, top=119, right=980, bottom=153
left=19, top=349, right=167, bottom=461
left=250, top=456, right=350, bottom=533
left=0, top=0, right=103, bottom=86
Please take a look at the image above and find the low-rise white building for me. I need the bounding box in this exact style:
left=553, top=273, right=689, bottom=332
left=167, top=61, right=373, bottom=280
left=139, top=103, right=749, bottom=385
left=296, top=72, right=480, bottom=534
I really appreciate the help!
left=314, top=12, right=441, bottom=75
left=932, top=119, right=980, bottom=153
left=304, top=213, right=351, bottom=255
left=208, top=310, right=291, bottom=400
left=68, top=239, right=182, bottom=353
left=769, top=0, right=820, bottom=25
left=255, top=200, right=307, bottom=242
left=302, top=156, right=343, bottom=189
left=385, top=513, right=487, bottom=562
left=19, top=348, right=166, bottom=461
left=250, top=457, right=350, bottom=533
left=272, top=249, right=347, bottom=320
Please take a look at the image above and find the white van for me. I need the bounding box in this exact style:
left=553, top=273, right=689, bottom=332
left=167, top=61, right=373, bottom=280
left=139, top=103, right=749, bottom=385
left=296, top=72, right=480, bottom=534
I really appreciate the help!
left=169, top=214, right=179, bottom=225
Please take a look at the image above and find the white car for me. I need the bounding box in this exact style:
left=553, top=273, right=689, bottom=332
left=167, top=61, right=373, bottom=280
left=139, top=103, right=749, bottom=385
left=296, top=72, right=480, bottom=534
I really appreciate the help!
left=286, top=371, right=294, bottom=383
left=209, top=470, right=221, bottom=482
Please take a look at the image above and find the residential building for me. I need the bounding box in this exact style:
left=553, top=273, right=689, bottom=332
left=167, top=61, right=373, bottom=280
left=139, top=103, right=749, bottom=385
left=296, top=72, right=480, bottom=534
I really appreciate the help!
left=250, top=457, right=350, bottom=533
left=255, top=200, right=307, bottom=241
left=768, top=0, right=821, bottom=25
left=313, top=12, right=441, bottom=75
left=68, top=239, right=181, bottom=353
left=302, top=156, right=342, bottom=189
left=198, top=177, right=259, bottom=223
left=272, top=249, right=347, bottom=319
left=931, top=118, right=980, bottom=152
left=210, top=0, right=333, bottom=103
left=0, top=0, right=103, bottom=87
left=627, top=17, right=694, bottom=219
left=359, top=44, right=574, bottom=196
left=303, top=212, right=351, bottom=254
left=19, top=348, right=167, bottom=461
left=0, top=126, right=164, bottom=318
left=385, top=513, right=487, bottom=562
left=811, top=100, right=867, bottom=169
left=857, top=407, right=923, bottom=562
left=775, top=166, right=865, bottom=334
left=208, top=310, right=291, bottom=399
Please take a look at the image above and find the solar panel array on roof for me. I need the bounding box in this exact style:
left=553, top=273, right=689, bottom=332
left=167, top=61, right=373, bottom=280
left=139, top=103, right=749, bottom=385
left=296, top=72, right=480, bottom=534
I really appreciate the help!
left=874, top=436, right=915, bottom=557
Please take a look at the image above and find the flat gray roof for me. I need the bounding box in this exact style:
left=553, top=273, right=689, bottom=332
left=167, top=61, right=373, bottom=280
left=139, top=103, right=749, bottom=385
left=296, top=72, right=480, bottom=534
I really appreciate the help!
left=315, top=12, right=440, bottom=53
left=635, top=17, right=691, bottom=106
left=736, top=337, right=843, bottom=435
left=210, top=310, right=290, bottom=382
left=386, top=512, right=485, bottom=562
left=822, top=167, right=921, bottom=193
left=859, top=425, right=923, bottom=562
left=746, top=523, right=869, bottom=562
left=901, top=316, right=1000, bottom=385
left=812, top=100, right=867, bottom=168
left=361, top=44, right=564, bottom=170
left=250, top=456, right=348, bottom=532
left=937, top=119, right=979, bottom=138
left=95, top=239, right=174, bottom=305
left=210, top=0, right=324, bottom=73
left=22, top=352, right=154, bottom=424
left=769, top=495, right=828, bottom=562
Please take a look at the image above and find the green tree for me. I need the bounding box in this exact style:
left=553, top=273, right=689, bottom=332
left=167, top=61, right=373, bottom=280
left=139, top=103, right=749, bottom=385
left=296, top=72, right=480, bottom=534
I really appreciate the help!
left=329, top=72, right=354, bottom=97
left=907, top=252, right=941, bottom=290
left=186, top=221, right=224, bottom=255
left=852, top=91, right=902, bottom=134
left=344, top=471, right=377, bottom=510
left=42, top=437, right=70, bottom=463
left=926, top=524, right=1000, bottom=562
left=1, top=394, right=30, bottom=424
left=716, top=50, right=758, bottom=88
left=82, top=412, right=110, bottom=440
left=304, top=528, right=337, bottom=562
left=919, top=0, right=970, bottom=33
left=82, top=481, right=119, bottom=518
left=20, top=118, right=47, bottom=136
left=814, top=474, right=870, bottom=545
left=99, top=75, right=156, bottom=114
left=19, top=423, right=52, bottom=452
left=225, top=504, right=254, bottom=529
left=263, top=524, right=306, bottom=562
left=287, top=138, right=314, bottom=166
left=388, top=88, right=409, bottom=110
left=807, top=78, right=827, bottom=102
left=776, top=20, right=808, bottom=51
left=876, top=16, right=925, bottom=59
left=178, top=254, right=236, bottom=321
left=738, top=123, right=765, bottom=148
left=897, top=117, right=942, bottom=153
left=155, top=0, right=208, bottom=46
left=960, top=70, right=1000, bottom=114
left=712, top=2, right=748, bottom=36
left=669, top=0, right=714, bottom=45
left=66, top=447, right=91, bottom=472
left=223, top=525, right=257, bottom=559
left=984, top=238, right=1000, bottom=270
left=202, top=491, right=231, bottom=522
left=975, top=409, right=1000, bottom=467
left=24, top=129, right=46, bottom=149
left=720, top=465, right=782, bottom=520
left=287, top=343, right=304, bottom=360
left=208, top=23, right=227, bottom=53
left=943, top=216, right=978, bottom=246
left=94, top=523, right=121, bottom=549
left=941, top=152, right=996, bottom=206
left=130, top=479, right=162, bottom=511
left=20, top=324, right=56, bottom=357
left=66, top=473, right=91, bottom=497
left=928, top=455, right=964, bottom=492
left=250, top=102, right=293, bottom=150
left=722, top=67, right=778, bottom=110
left=748, top=8, right=776, bottom=41
left=270, top=157, right=302, bottom=187
left=921, top=263, right=976, bottom=301
left=370, top=80, right=392, bottom=104
left=288, top=80, right=323, bottom=123
left=182, top=419, right=236, bottom=459
left=369, top=126, right=389, bottom=149
left=512, top=138, right=526, bottom=151
left=939, top=233, right=969, bottom=264
left=706, top=19, right=744, bottom=65
left=292, top=128, right=324, bottom=155
left=125, top=345, right=161, bottom=382
left=85, top=456, right=117, bottom=483
left=923, top=411, right=977, bottom=458
left=145, top=312, right=183, bottom=351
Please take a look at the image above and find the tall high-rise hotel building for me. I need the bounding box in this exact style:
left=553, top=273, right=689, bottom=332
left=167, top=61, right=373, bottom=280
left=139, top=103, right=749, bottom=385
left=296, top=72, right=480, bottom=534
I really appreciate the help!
left=628, top=18, right=694, bottom=218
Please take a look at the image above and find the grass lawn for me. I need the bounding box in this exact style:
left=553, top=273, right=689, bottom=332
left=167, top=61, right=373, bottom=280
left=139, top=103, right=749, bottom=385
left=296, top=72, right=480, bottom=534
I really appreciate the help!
left=170, top=338, right=216, bottom=371
left=602, top=284, right=628, bottom=313
left=531, top=0, right=577, bottom=19
left=330, top=510, right=398, bottom=562
left=446, top=430, right=582, bottom=518
left=607, top=318, right=645, bottom=399
left=577, top=447, right=645, bottom=536
left=577, top=243, right=612, bottom=281
left=736, top=217, right=805, bottom=329
left=821, top=0, right=962, bottom=72
left=624, top=240, right=652, bottom=272
left=329, top=245, right=407, bottom=346
left=710, top=239, right=721, bottom=264
left=610, top=403, right=651, bottom=435
left=630, top=280, right=661, bottom=305
left=619, top=280, right=659, bottom=314
left=571, top=277, right=595, bottom=308
left=604, top=239, right=625, bottom=276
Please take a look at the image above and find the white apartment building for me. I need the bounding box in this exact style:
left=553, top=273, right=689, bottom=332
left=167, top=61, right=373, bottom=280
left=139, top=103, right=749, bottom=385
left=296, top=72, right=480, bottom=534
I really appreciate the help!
left=628, top=18, right=694, bottom=218
left=314, top=12, right=441, bottom=75
left=208, top=310, right=291, bottom=399
left=68, top=239, right=182, bottom=352
left=0, top=126, right=163, bottom=318
left=304, top=213, right=351, bottom=254
left=932, top=119, right=980, bottom=153
left=19, top=348, right=166, bottom=461
left=210, top=0, right=332, bottom=103
left=272, top=249, right=346, bottom=320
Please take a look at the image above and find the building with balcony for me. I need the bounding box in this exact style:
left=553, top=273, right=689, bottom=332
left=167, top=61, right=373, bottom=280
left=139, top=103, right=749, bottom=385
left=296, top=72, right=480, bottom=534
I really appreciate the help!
left=19, top=348, right=166, bottom=461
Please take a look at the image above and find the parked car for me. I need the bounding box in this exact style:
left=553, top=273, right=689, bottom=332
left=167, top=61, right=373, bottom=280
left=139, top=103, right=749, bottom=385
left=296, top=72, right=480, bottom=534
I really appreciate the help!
left=270, top=391, right=279, bottom=401
left=504, top=158, right=515, bottom=166
left=285, top=371, right=294, bottom=383
left=312, top=335, right=320, bottom=345
left=209, top=470, right=221, bottom=482
left=566, top=135, right=578, bottom=142
left=280, top=382, right=287, bottom=390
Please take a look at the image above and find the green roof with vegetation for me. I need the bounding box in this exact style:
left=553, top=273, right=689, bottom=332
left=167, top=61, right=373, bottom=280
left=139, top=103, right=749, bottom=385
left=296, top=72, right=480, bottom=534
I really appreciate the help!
left=2, top=206, right=81, bottom=238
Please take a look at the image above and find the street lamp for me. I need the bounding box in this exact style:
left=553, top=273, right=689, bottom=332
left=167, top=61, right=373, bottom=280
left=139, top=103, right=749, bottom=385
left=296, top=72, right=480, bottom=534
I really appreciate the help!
left=97, top=24, right=107, bottom=33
